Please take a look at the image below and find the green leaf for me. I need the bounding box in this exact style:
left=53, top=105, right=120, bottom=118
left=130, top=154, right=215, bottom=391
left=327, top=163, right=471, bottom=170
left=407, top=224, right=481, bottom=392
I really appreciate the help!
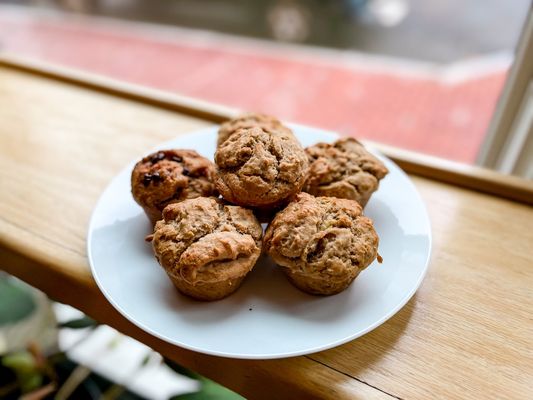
left=164, top=358, right=244, bottom=400
left=19, top=372, right=43, bottom=393
left=169, top=393, right=207, bottom=400
left=170, top=378, right=244, bottom=400
left=141, top=353, right=151, bottom=366
left=0, top=278, right=36, bottom=325
left=1, top=351, right=43, bottom=393
left=58, top=316, right=97, bottom=329
left=2, top=351, right=36, bottom=374
left=163, top=358, right=201, bottom=380
left=201, top=379, right=245, bottom=400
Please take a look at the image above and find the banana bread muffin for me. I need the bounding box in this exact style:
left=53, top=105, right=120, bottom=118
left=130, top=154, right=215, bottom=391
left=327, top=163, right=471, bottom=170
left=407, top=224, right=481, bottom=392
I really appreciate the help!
left=215, top=126, right=308, bottom=209
left=264, top=193, right=380, bottom=295
left=217, top=112, right=293, bottom=146
left=131, top=149, right=217, bottom=225
left=149, top=197, right=263, bottom=301
left=304, top=138, right=388, bottom=207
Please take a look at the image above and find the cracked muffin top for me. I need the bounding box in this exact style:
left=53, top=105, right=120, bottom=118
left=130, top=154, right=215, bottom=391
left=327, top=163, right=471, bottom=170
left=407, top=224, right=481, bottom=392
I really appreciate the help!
left=264, top=193, right=379, bottom=279
left=215, top=126, right=308, bottom=209
left=151, top=197, right=262, bottom=284
left=131, top=149, right=217, bottom=223
left=217, top=112, right=293, bottom=146
left=304, top=138, right=388, bottom=207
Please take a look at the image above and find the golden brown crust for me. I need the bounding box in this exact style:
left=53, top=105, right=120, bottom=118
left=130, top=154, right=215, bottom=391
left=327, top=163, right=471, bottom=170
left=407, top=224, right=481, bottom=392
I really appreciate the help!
left=215, top=126, right=308, bottom=209
left=131, top=149, right=217, bottom=225
left=304, top=138, right=389, bottom=207
left=217, top=112, right=293, bottom=146
left=264, top=193, right=379, bottom=295
left=151, top=197, right=263, bottom=300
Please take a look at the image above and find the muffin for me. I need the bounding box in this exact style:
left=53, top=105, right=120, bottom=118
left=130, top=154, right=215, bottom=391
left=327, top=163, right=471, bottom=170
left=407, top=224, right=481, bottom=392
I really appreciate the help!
left=304, top=138, right=389, bottom=207
left=217, top=112, right=293, bottom=146
left=149, top=197, right=263, bottom=301
left=215, top=126, right=308, bottom=210
left=264, top=193, right=380, bottom=295
left=131, top=149, right=217, bottom=225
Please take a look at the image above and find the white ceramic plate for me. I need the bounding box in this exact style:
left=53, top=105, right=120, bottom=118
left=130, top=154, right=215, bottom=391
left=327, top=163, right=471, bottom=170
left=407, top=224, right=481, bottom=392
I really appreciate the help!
left=88, top=125, right=431, bottom=359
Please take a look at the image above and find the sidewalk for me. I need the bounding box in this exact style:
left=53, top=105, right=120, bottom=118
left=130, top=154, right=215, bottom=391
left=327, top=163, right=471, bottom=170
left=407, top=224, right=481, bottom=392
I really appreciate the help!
left=0, top=6, right=509, bottom=163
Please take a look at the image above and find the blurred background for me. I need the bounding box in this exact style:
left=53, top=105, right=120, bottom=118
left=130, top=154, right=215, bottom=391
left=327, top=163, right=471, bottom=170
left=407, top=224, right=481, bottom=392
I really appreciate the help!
left=0, top=273, right=242, bottom=399
left=0, top=0, right=529, bottom=163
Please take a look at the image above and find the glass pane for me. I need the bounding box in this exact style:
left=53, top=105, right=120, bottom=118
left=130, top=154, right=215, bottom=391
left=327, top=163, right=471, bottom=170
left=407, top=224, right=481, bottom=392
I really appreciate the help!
left=0, top=0, right=528, bottom=163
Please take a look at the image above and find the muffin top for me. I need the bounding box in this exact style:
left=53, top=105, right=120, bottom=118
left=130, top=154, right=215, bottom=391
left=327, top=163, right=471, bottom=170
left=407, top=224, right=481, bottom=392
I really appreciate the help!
left=151, top=197, right=263, bottom=283
left=217, top=112, right=293, bottom=146
left=215, top=126, right=308, bottom=208
left=304, top=138, right=388, bottom=206
left=131, top=149, right=217, bottom=213
left=264, top=193, right=379, bottom=278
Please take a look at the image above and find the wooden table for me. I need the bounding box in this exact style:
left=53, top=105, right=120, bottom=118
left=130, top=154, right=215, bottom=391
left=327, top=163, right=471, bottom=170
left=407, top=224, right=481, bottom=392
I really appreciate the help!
left=1, top=56, right=532, bottom=400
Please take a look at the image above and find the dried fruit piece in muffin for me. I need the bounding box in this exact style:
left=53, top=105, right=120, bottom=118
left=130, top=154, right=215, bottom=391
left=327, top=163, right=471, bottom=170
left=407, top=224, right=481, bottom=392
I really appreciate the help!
left=217, top=112, right=293, bottom=146
left=304, top=138, right=388, bottom=207
left=264, top=193, right=380, bottom=295
left=215, top=126, right=308, bottom=209
left=149, top=197, right=263, bottom=301
left=131, top=149, right=217, bottom=225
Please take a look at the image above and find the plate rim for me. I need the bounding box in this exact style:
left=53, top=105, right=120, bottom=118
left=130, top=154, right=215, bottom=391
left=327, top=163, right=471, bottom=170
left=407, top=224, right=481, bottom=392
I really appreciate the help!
left=87, top=126, right=432, bottom=359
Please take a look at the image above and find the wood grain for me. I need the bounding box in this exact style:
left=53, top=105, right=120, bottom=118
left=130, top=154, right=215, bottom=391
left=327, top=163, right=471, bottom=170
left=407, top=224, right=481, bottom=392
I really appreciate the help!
left=0, top=61, right=532, bottom=400
left=311, top=178, right=533, bottom=399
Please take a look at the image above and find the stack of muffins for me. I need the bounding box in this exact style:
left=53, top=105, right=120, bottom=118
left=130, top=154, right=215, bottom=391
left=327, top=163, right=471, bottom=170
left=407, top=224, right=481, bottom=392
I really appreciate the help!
left=132, top=113, right=388, bottom=301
